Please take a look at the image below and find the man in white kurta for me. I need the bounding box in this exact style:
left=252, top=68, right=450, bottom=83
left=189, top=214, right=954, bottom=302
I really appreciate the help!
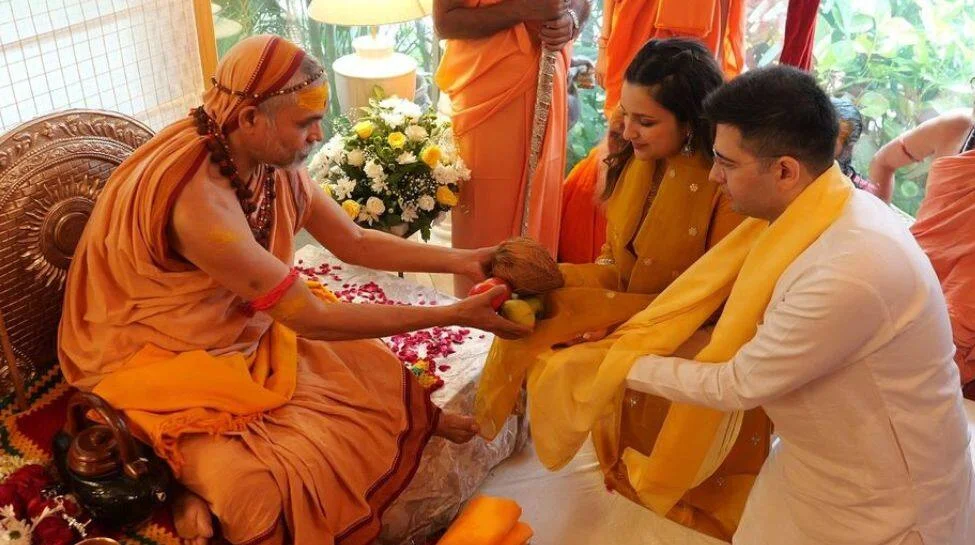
left=626, top=67, right=975, bottom=544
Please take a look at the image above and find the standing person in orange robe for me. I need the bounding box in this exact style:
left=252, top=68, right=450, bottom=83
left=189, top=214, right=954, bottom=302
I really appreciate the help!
left=597, top=0, right=745, bottom=121
left=558, top=0, right=746, bottom=264
left=58, top=35, right=530, bottom=545
left=434, top=0, right=591, bottom=296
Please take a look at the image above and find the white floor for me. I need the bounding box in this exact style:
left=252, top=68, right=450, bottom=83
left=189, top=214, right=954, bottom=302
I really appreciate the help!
left=474, top=403, right=975, bottom=544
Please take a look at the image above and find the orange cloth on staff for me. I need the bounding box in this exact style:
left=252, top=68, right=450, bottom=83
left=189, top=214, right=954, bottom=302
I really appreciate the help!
left=59, top=35, right=438, bottom=545
left=602, top=0, right=745, bottom=121
left=438, top=497, right=533, bottom=545
left=911, top=149, right=975, bottom=385
left=436, top=0, right=569, bottom=271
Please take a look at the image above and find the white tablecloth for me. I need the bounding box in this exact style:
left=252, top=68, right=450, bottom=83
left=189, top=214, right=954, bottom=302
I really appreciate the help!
left=294, top=245, right=524, bottom=544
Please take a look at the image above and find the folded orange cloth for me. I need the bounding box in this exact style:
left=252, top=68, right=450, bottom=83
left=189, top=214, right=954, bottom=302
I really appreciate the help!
left=498, top=522, right=533, bottom=545
left=439, top=496, right=533, bottom=545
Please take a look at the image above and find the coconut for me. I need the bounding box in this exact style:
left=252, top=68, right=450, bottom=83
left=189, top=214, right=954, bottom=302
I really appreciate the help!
left=491, top=237, right=564, bottom=295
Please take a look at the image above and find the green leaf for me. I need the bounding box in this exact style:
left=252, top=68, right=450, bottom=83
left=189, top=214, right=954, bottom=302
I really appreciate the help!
left=878, top=17, right=919, bottom=53
left=858, top=91, right=890, bottom=119
left=850, top=14, right=875, bottom=34
left=830, top=39, right=860, bottom=66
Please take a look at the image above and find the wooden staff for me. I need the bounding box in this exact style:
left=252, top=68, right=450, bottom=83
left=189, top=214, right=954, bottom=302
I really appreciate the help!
left=0, top=309, right=27, bottom=411
left=520, top=47, right=560, bottom=237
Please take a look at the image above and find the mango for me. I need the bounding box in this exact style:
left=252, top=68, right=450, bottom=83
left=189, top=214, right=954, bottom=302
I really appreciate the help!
left=521, top=296, right=545, bottom=318
left=500, top=299, right=536, bottom=328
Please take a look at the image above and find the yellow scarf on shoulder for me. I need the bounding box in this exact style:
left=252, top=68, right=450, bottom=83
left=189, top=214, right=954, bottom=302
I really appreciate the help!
left=527, top=165, right=851, bottom=514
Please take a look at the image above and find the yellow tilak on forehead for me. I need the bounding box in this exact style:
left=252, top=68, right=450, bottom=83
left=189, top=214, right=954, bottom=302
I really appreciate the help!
left=297, top=84, right=329, bottom=111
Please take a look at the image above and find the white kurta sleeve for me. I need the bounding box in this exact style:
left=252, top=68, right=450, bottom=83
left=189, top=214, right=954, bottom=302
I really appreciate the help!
left=625, top=267, right=893, bottom=411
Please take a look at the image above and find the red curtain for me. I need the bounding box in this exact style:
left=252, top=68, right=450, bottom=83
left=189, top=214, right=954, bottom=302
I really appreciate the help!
left=779, top=0, right=821, bottom=70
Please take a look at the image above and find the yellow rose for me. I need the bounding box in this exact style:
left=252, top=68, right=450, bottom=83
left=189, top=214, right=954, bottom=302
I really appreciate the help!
left=320, top=183, right=333, bottom=198
left=341, top=199, right=361, bottom=219
left=353, top=121, right=375, bottom=139
left=435, top=186, right=459, bottom=207
left=420, top=145, right=442, bottom=167
left=387, top=132, right=407, bottom=149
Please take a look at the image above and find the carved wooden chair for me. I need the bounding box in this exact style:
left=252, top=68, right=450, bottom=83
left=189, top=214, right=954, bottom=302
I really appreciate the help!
left=0, top=110, right=153, bottom=408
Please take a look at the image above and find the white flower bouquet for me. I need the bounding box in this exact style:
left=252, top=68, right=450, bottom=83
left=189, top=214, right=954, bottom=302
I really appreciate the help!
left=308, top=95, right=470, bottom=241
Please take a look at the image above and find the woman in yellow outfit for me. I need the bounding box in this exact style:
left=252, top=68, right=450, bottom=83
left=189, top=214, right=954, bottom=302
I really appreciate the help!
left=476, top=38, right=769, bottom=540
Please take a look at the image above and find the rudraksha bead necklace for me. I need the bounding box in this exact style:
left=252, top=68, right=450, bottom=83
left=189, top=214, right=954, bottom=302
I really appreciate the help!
left=192, top=106, right=276, bottom=248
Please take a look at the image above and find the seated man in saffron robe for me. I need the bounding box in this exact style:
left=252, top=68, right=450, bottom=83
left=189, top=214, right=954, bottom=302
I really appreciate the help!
left=57, top=36, right=530, bottom=545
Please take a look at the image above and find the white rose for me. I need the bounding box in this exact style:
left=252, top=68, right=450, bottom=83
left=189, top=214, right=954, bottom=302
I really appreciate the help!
left=432, top=163, right=460, bottom=185
left=363, top=159, right=386, bottom=181
left=396, top=151, right=417, bottom=165
left=453, top=156, right=471, bottom=180
left=418, top=195, right=436, bottom=212
left=379, top=97, right=401, bottom=109
left=369, top=178, right=388, bottom=193
left=405, top=124, right=428, bottom=142
left=400, top=204, right=419, bottom=223
left=307, top=151, right=328, bottom=180
left=323, top=135, right=345, bottom=162
left=380, top=111, right=405, bottom=129
left=346, top=148, right=366, bottom=167
left=396, top=101, right=423, bottom=119
left=333, top=177, right=357, bottom=200
left=366, top=196, right=386, bottom=216
left=440, top=141, right=457, bottom=164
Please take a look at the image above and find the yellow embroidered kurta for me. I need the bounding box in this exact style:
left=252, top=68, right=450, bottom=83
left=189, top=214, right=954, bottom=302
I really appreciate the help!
left=476, top=154, right=761, bottom=538
left=477, top=154, right=739, bottom=435
left=480, top=164, right=856, bottom=540
left=561, top=153, right=741, bottom=293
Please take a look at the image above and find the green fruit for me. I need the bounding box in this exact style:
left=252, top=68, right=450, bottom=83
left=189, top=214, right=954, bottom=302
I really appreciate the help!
left=501, top=299, right=536, bottom=328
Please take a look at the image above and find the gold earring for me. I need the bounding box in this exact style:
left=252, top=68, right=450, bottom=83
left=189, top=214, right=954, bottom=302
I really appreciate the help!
left=681, top=131, right=694, bottom=156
